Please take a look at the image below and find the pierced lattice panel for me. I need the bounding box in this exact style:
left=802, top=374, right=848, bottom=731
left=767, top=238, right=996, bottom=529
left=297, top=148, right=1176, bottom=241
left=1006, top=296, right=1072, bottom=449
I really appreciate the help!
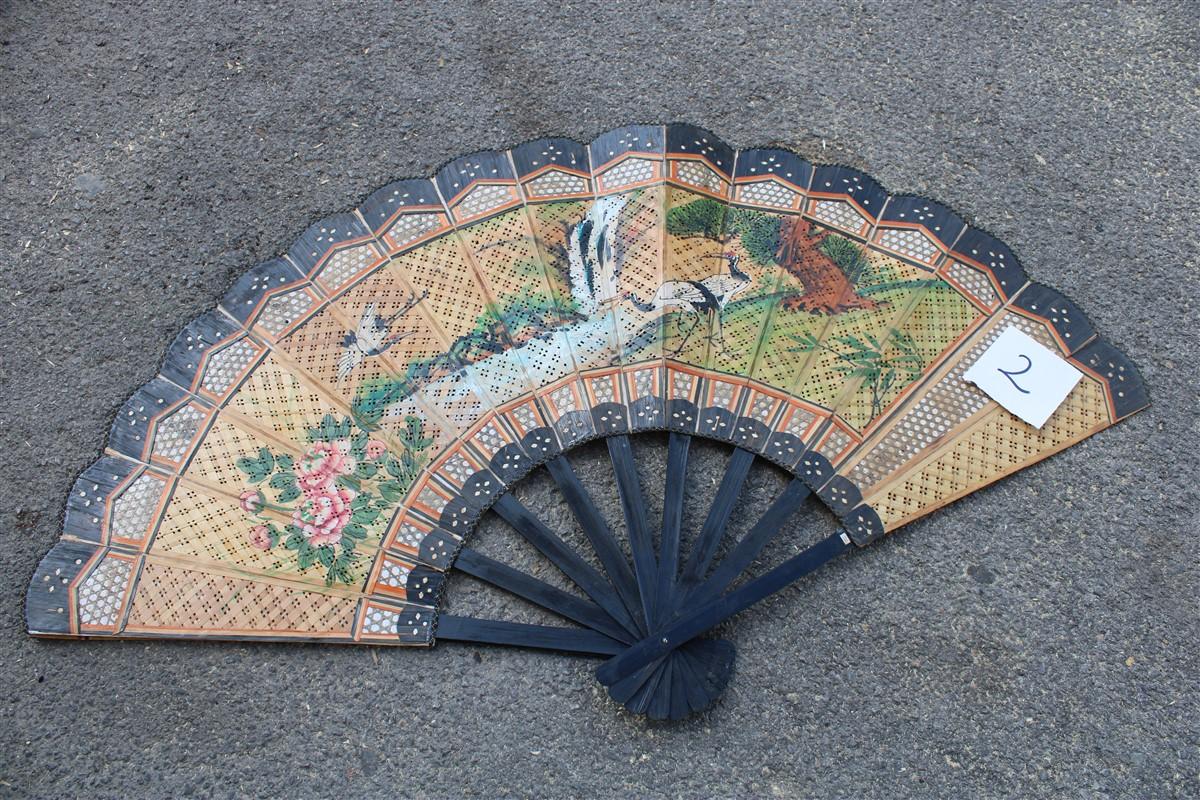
left=845, top=313, right=1060, bottom=491
left=386, top=234, right=491, bottom=342
left=944, top=261, right=1000, bottom=309
left=200, top=338, right=261, bottom=397
left=526, top=170, right=588, bottom=198
left=598, top=157, right=656, bottom=191
left=126, top=561, right=358, bottom=636
left=77, top=556, right=133, bottom=628
left=111, top=472, right=168, bottom=542
left=876, top=227, right=941, bottom=265
left=836, top=284, right=982, bottom=431
left=738, top=179, right=797, bottom=209
left=865, top=376, right=1110, bottom=530
left=609, top=186, right=665, bottom=364
left=183, top=416, right=286, bottom=489
left=226, top=355, right=347, bottom=443
left=787, top=255, right=931, bottom=410
left=458, top=209, right=578, bottom=387
left=313, top=242, right=384, bottom=294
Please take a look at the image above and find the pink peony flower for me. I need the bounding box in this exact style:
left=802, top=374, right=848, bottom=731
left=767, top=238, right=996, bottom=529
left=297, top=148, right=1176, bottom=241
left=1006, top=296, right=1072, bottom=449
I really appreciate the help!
left=239, top=489, right=264, bottom=514
left=292, top=486, right=356, bottom=548
left=365, top=439, right=388, bottom=460
left=297, top=441, right=356, bottom=492
left=247, top=524, right=272, bottom=551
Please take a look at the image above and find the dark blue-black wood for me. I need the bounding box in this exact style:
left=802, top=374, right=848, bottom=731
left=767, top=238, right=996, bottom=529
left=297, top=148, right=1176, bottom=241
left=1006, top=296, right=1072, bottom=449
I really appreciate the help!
left=652, top=432, right=691, bottom=628
left=453, top=547, right=632, bottom=644
left=684, top=478, right=812, bottom=608
left=597, top=532, right=852, bottom=686
left=491, top=493, right=641, bottom=638
left=545, top=455, right=645, bottom=633
left=606, top=435, right=658, bottom=628
left=436, top=615, right=623, bottom=656
left=675, top=446, right=755, bottom=600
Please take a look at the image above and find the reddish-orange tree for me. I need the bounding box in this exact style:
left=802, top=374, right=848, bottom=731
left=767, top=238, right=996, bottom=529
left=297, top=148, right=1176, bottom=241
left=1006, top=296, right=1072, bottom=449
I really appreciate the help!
left=774, top=219, right=880, bottom=314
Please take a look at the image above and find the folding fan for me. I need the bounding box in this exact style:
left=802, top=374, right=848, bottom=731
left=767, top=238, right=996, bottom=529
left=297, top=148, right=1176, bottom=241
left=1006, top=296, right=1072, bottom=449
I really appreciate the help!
left=27, top=124, right=1147, bottom=720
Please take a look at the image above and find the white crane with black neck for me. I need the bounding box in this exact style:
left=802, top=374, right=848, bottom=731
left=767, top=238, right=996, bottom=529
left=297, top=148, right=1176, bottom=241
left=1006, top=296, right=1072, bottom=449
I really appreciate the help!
left=624, top=252, right=752, bottom=355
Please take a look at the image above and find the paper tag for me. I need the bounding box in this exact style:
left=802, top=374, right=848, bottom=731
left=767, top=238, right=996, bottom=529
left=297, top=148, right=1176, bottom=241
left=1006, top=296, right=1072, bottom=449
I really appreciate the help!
left=963, top=326, right=1082, bottom=428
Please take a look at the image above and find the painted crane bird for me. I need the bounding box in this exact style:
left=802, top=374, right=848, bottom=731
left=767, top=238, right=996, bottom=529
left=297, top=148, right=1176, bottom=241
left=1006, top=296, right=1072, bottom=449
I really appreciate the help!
left=28, top=125, right=1146, bottom=721
left=625, top=252, right=752, bottom=355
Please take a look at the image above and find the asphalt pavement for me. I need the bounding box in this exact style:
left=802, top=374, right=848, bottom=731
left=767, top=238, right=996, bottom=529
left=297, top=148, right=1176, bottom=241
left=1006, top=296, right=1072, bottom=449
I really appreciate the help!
left=1, top=2, right=1197, bottom=797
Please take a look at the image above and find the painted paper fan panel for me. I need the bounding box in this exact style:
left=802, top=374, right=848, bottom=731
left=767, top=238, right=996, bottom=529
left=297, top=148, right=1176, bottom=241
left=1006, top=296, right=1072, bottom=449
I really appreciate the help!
left=28, top=124, right=1146, bottom=718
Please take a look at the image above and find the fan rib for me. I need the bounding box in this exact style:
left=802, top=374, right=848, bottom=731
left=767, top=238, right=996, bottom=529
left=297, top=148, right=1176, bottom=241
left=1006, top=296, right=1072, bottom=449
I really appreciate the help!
left=491, top=494, right=642, bottom=637
left=675, top=447, right=756, bottom=598
left=453, top=547, right=633, bottom=644
left=684, top=478, right=812, bottom=609
left=653, top=432, right=691, bottom=628
left=605, top=435, right=659, bottom=628
left=544, top=455, right=646, bottom=634
left=597, top=531, right=852, bottom=686
left=435, top=615, right=623, bottom=656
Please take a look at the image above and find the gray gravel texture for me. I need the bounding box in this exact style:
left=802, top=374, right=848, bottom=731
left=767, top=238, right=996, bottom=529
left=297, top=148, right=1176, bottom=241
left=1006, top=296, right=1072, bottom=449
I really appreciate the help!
left=2, top=1, right=1198, bottom=797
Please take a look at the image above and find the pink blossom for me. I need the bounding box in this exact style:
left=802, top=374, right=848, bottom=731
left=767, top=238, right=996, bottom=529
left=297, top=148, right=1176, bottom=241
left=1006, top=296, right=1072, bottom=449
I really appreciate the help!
left=247, top=525, right=272, bottom=551
left=293, top=487, right=356, bottom=547
left=365, top=439, right=388, bottom=460
left=239, top=489, right=264, bottom=514
left=297, top=441, right=356, bottom=492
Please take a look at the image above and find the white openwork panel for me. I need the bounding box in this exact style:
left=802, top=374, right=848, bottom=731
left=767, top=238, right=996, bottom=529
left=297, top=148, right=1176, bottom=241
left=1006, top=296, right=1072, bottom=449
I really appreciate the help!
left=817, top=428, right=853, bottom=460
left=877, top=228, right=940, bottom=264
left=598, top=158, right=655, bottom=191
left=456, top=184, right=513, bottom=218
left=151, top=404, right=206, bottom=462
left=78, top=557, right=132, bottom=627
left=633, top=370, right=655, bottom=399
left=945, top=261, right=1000, bottom=308
left=383, top=213, right=441, bottom=250
left=782, top=408, right=818, bottom=437
left=526, top=170, right=588, bottom=197
left=511, top=404, right=538, bottom=432
left=590, top=377, right=617, bottom=404
left=378, top=559, right=411, bottom=588
left=709, top=381, right=736, bottom=409
left=737, top=180, right=796, bottom=209
left=440, top=454, right=476, bottom=485
left=671, top=372, right=694, bottom=400
left=812, top=200, right=868, bottom=233
left=473, top=422, right=507, bottom=454
left=417, top=486, right=447, bottom=516
left=675, top=161, right=725, bottom=194
left=550, top=386, right=577, bottom=413
left=200, top=339, right=257, bottom=394
left=316, top=244, right=377, bottom=290
left=362, top=606, right=400, bottom=635
left=749, top=395, right=776, bottom=423
left=394, top=521, right=425, bottom=550
left=257, top=289, right=314, bottom=337
left=111, top=473, right=166, bottom=540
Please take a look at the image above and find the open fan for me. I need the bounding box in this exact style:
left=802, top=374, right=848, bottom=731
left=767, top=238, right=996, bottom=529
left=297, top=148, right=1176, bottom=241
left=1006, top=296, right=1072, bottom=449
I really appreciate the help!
left=27, top=124, right=1147, bottom=720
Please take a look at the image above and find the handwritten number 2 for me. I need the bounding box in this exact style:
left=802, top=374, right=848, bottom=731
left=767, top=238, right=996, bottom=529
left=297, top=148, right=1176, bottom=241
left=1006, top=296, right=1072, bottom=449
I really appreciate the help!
left=997, top=354, right=1033, bottom=394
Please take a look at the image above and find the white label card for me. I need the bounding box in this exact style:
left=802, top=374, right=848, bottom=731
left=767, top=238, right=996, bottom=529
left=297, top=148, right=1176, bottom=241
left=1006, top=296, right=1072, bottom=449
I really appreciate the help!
left=963, top=326, right=1083, bottom=429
